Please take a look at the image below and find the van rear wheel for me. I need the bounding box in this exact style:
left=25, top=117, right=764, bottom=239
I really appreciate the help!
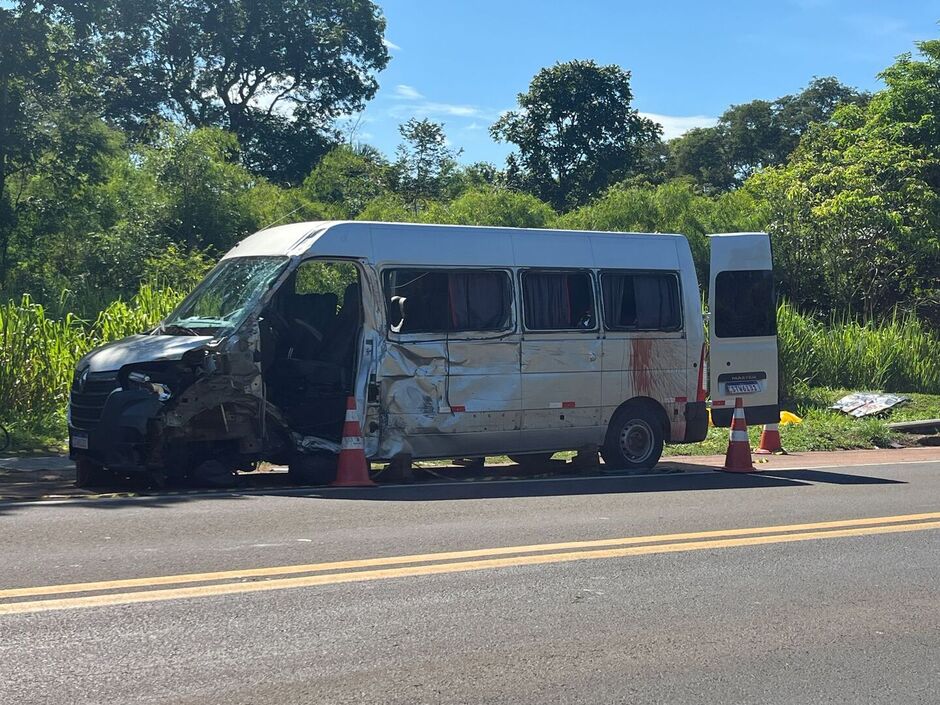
left=601, top=404, right=664, bottom=470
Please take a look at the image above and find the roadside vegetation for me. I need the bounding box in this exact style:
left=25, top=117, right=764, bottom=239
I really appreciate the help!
left=1, top=2, right=938, bottom=454
left=667, top=388, right=940, bottom=457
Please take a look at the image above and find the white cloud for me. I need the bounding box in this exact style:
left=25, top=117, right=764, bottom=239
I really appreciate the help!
left=386, top=85, right=498, bottom=121
left=382, top=38, right=401, bottom=51
left=394, top=84, right=424, bottom=100
left=639, top=112, right=719, bottom=140
left=387, top=101, right=494, bottom=120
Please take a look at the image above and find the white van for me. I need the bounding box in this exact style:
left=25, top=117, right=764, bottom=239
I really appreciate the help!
left=67, top=222, right=779, bottom=486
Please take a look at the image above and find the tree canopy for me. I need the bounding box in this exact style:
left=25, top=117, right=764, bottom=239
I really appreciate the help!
left=667, top=77, right=868, bottom=191
left=491, top=60, right=661, bottom=211
left=99, top=0, right=390, bottom=184
left=0, top=3, right=937, bottom=332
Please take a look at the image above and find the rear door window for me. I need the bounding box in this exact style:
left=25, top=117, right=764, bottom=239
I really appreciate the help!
left=521, top=271, right=596, bottom=330
left=714, top=269, right=776, bottom=338
left=383, top=269, right=512, bottom=333
left=601, top=271, right=681, bottom=331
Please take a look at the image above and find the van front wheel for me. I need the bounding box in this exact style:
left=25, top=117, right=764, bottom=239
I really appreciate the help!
left=601, top=405, right=664, bottom=470
left=75, top=458, right=116, bottom=489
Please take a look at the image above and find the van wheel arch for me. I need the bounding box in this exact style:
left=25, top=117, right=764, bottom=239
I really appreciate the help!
left=609, top=397, right=671, bottom=440
left=601, top=397, right=669, bottom=470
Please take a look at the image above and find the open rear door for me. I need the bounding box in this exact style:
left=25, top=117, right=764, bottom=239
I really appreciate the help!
left=708, top=232, right=779, bottom=428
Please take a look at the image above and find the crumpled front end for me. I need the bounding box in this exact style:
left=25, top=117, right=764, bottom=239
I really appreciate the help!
left=68, top=331, right=268, bottom=478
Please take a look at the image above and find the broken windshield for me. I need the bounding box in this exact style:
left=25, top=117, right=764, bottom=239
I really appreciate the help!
left=161, top=256, right=289, bottom=335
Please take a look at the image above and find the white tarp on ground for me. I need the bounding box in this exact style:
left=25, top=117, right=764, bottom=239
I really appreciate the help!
left=831, top=392, right=910, bottom=418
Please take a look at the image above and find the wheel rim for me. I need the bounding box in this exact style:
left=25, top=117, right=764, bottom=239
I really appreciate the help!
left=619, top=419, right=654, bottom=463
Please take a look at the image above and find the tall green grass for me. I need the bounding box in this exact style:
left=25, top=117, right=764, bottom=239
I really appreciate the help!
left=0, top=286, right=184, bottom=427
left=777, top=301, right=940, bottom=395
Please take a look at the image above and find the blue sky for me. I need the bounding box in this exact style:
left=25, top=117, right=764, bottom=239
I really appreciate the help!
left=349, top=0, right=939, bottom=164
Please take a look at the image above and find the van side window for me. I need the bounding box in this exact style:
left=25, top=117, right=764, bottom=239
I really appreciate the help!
left=601, top=271, right=681, bottom=331
left=714, top=269, right=776, bottom=338
left=383, top=269, right=512, bottom=333
left=522, top=271, right=596, bottom=330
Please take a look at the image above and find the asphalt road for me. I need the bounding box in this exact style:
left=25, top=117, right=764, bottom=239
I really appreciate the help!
left=2, top=457, right=939, bottom=704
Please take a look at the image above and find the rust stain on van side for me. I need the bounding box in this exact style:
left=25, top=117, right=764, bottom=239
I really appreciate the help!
left=630, top=338, right=654, bottom=397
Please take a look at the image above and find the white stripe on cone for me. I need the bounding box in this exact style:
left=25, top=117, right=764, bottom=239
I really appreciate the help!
left=341, top=436, right=364, bottom=450
left=345, top=410, right=358, bottom=422
left=730, top=430, right=749, bottom=442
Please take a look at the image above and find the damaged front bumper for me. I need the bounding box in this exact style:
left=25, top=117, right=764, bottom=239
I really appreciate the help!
left=69, top=389, right=164, bottom=472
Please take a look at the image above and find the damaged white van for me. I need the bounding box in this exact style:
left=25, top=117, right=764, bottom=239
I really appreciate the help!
left=68, top=222, right=779, bottom=487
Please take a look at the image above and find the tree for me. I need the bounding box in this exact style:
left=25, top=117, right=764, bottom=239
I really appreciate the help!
left=392, top=118, right=461, bottom=213
left=668, top=77, right=867, bottom=191
left=0, top=1, right=111, bottom=281
left=301, top=144, right=388, bottom=217
left=102, top=0, right=390, bottom=184
left=774, top=76, right=869, bottom=156
left=424, top=187, right=556, bottom=228
left=719, top=100, right=781, bottom=180
left=666, top=127, right=736, bottom=192
left=746, top=42, right=940, bottom=322
left=491, top=60, right=661, bottom=211
left=144, top=126, right=263, bottom=252
left=449, top=161, right=503, bottom=195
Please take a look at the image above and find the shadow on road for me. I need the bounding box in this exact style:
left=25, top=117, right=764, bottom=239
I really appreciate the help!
left=256, top=465, right=906, bottom=502
left=0, top=464, right=905, bottom=514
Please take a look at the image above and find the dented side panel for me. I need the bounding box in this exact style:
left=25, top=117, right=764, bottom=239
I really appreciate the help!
left=375, top=334, right=525, bottom=458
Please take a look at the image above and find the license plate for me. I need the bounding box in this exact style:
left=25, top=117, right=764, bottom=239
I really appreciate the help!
left=727, top=382, right=761, bottom=394
left=71, top=432, right=89, bottom=450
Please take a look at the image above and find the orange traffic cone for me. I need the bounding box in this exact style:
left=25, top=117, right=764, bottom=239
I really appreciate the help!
left=722, top=397, right=755, bottom=472
left=755, top=423, right=785, bottom=454
left=332, top=396, right=376, bottom=487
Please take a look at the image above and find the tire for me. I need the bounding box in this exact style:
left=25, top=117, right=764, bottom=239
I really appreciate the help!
left=288, top=453, right=337, bottom=485
left=507, top=452, right=554, bottom=470
left=75, top=457, right=116, bottom=489
left=601, top=403, right=664, bottom=470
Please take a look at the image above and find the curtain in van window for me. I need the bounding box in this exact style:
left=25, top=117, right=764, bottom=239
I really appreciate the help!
left=523, top=272, right=572, bottom=329
left=603, top=272, right=680, bottom=330
left=602, top=275, right=628, bottom=327
left=447, top=272, right=509, bottom=330
left=635, top=274, right=678, bottom=329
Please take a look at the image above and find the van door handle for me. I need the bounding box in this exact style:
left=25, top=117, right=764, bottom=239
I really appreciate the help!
left=588, top=352, right=597, bottom=362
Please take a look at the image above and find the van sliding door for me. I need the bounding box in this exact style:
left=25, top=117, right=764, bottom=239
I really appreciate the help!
left=519, top=270, right=602, bottom=448
left=708, top=232, right=780, bottom=427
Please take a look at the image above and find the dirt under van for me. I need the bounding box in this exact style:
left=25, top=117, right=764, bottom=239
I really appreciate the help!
left=68, top=221, right=779, bottom=487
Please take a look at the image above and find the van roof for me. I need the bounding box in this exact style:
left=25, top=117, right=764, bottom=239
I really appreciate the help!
left=222, top=221, right=688, bottom=270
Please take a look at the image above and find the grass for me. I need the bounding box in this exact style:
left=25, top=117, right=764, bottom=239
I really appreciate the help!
left=777, top=302, right=940, bottom=395
left=666, top=386, right=940, bottom=457
left=0, top=285, right=184, bottom=452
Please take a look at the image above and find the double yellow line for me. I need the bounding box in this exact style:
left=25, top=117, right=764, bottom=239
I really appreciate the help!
left=3, top=512, right=939, bottom=616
